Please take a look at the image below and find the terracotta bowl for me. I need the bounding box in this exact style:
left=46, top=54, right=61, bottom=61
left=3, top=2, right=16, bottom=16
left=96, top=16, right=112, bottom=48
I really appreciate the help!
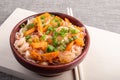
left=10, top=12, right=90, bottom=77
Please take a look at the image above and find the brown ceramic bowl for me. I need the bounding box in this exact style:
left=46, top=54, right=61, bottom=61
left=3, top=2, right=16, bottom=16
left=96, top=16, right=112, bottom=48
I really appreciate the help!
left=10, top=12, right=90, bottom=77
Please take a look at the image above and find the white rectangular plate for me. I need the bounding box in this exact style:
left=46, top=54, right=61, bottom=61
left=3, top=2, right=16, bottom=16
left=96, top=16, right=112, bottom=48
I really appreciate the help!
left=0, top=8, right=74, bottom=80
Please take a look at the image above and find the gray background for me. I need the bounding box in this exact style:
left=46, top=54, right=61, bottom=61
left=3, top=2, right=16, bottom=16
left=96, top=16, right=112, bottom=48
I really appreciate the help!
left=0, top=0, right=120, bottom=80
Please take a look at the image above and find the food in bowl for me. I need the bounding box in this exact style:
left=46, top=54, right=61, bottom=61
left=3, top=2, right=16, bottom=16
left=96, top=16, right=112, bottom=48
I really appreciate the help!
left=14, top=12, right=86, bottom=66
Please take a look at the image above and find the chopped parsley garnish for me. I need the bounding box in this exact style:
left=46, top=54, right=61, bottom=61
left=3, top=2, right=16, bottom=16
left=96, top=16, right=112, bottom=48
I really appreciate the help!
left=68, top=37, right=74, bottom=42
left=40, top=16, right=46, bottom=20
left=27, top=39, right=32, bottom=44
left=40, top=34, right=46, bottom=41
left=59, top=28, right=68, bottom=37
left=58, top=45, right=65, bottom=51
left=25, top=35, right=31, bottom=41
left=69, top=28, right=79, bottom=34
left=46, top=45, right=55, bottom=52
left=26, top=23, right=35, bottom=30
left=73, top=36, right=77, bottom=40
left=64, top=39, right=70, bottom=44
left=52, top=38, right=58, bottom=47
left=45, top=31, right=50, bottom=35
left=48, top=26, right=53, bottom=31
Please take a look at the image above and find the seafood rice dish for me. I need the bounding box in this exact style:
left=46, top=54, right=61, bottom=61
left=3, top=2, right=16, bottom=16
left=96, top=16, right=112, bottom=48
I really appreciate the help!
left=14, top=12, right=86, bottom=65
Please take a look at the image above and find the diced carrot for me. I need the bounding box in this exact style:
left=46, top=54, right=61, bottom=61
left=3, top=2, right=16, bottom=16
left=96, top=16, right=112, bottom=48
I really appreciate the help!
left=24, top=27, right=36, bottom=36
left=75, top=38, right=85, bottom=46
left=41, top=12, right=50, bottom=17
left=43, top=25, right=49, bottom=32
left=79, top=33, right=84, bottom=38
left=31, top=41, right=48, bottom=51
left=41, top=51, right=59, bottom=62
left=44, top=12, right=51, bottom=18
left=36, top=16, right=43, bottom=34
left=32, top=36, right=39, bottom=42
left=30, top=50, right=41, bottom=61
left=66, top=41, right=74, bottom=51
left=60, top=20, right=64, bottom=26
left=33, top=18, right=37, bottom=24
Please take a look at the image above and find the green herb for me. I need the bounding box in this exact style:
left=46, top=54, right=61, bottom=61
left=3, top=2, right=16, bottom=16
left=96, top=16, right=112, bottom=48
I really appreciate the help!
left=69, top=28, right=79, bottom=34
left=27, top=39, right=32, bottom=44
left=53, top=48, right=58, bottom=51
left=50, top=14, right=55, bottom=17
left=53, top=30, right=58, bottom=37
left=57, top=41, right=61, bottom=45
left=40, top=16, right=46, bottom=20
left=42, top=21, right=44, bottom=25
left=68, top=37, right=74, bottom=42
left=25, top=35, right=31, bottom=41
left=59, top=18, right=62, bottom=22
left=40, top=34, right=46, bottom=41
left=59, top=45, right=65, bottom=51
left=56, top=22, right=60, bottom=27
left=27, top=23, right=35, bottom=30
left=20, top=23, right=26, bottom=28
left=53, top=39, right=58, bottom=47
left=46, top=45, right=55, bottom=52
left=59, top=28, right=68, bottom=37
left=62, top=43, right=66, bottom=48
left=51, top=17, right=62, bottom=27
left=73, top=36, right=77, bottom=40
left=53, top=18, right=59, bottom=22
left=48, top=26, right=53, bottom=31
left=45, top=31, right=50, bottom=35
left=52, top=29, right=59, bottom=47
left=64, top=39, right=70, bottom=44
left=22, top=28, right=27, bottom=33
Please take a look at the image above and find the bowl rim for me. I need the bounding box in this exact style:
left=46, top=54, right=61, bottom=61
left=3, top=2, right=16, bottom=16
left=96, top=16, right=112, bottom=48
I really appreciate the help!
left=10, top=12, right=90, bottom=69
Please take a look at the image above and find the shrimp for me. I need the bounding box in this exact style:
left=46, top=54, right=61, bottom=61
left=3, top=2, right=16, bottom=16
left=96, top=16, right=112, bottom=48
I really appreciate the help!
left=58, top=51, right=76, bottom=63
left=24, top=50, right=30, bottom=58
left=71, top=45, right=83, bottom=57
left=14, top=37, right=26, bottom=48
left=14, top=37, right=30, bottom=55
left=19, top=43, right=29, bottom=52
left=15, top=31, right=23, bottom=40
